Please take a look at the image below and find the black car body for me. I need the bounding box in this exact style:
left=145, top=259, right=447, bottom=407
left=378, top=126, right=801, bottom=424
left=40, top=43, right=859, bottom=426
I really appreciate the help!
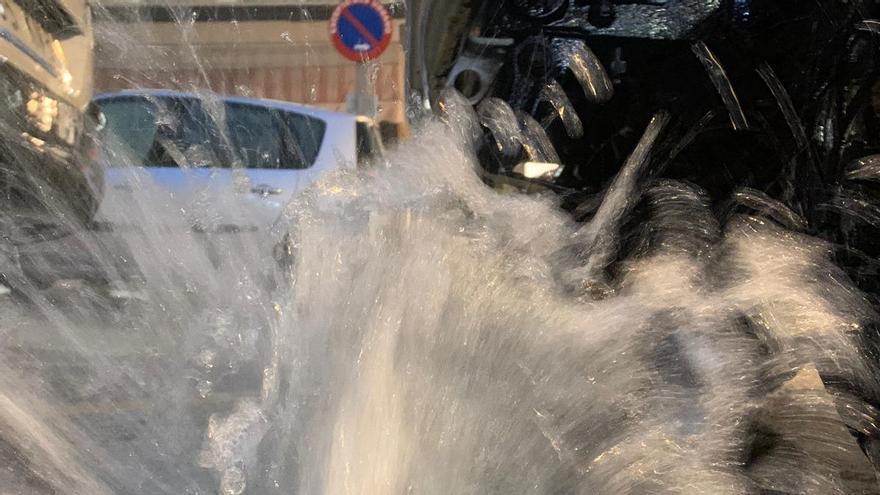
left=408, top=0, right=880, bottom=472
left=409, top=0, right=880, bottom=291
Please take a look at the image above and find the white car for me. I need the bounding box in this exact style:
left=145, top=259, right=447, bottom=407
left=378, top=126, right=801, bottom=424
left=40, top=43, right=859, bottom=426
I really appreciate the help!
left=93, top=89, right=383, bottom=231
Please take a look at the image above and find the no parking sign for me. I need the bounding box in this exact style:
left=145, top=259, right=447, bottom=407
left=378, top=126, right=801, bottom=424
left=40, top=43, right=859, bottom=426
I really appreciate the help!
left=330, top=0, right=393, bottom=63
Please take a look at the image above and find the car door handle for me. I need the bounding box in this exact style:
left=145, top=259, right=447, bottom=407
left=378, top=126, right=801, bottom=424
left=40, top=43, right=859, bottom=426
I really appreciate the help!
left=251, top=184, right=283, bottom=196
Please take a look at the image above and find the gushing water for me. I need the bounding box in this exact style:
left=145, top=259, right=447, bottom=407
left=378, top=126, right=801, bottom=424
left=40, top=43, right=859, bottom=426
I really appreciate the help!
left=0, top=108, right=878, bottom=494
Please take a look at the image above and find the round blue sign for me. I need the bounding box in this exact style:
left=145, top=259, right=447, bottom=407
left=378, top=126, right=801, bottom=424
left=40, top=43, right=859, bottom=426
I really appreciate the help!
left=330, top=0, right=393, bottom=62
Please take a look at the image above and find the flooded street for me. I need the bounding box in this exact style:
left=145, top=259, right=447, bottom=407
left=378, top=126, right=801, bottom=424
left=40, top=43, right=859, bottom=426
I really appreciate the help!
left=0, top=121, right=877, bottom=493
left=1, top=0, right=880, bottom=493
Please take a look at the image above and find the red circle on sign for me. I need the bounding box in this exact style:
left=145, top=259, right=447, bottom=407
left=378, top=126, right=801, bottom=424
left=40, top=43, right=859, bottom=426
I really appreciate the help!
left=330, top=0, right=393, bottom=62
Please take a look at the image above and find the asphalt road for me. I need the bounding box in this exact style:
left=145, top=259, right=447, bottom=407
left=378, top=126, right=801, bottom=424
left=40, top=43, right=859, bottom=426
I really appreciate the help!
left=0, top=222, right=281, bottom=493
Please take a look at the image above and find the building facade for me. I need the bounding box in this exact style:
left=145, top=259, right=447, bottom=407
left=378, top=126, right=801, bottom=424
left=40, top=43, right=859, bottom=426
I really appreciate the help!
left=92, top=0, right=407, bottom=125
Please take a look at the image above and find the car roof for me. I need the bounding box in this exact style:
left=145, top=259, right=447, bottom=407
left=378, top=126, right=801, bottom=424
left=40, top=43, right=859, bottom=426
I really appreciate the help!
left=93, top=89, right=358, bottom=125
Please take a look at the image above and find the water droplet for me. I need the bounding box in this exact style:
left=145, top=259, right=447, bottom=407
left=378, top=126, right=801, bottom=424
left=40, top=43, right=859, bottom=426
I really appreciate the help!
left=220, top=466, right=246, bottom=495
left=235, top=85, right=254, bottom=97
left=197, top=380, right=212, bottom=398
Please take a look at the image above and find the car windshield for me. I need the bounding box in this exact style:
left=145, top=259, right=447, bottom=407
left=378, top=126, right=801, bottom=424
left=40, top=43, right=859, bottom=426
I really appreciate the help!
left=97, top=95, right=326, bottom=169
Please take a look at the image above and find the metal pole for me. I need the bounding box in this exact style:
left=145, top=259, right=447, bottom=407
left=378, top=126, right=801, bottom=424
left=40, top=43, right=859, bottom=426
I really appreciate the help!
left=352, top=60, right=377, bottom=117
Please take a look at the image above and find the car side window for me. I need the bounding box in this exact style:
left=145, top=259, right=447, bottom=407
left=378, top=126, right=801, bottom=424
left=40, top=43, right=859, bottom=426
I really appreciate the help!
left=99, top=96, right=327, bottom=169
left=98, top=96, right=159, bottom=167
left=220, top=105, right=326, bottom=170
left=99, top=96, right=221, bottom=168
left=147, top=97, right=219, bottom=168
left=278, top=110, right=326, bottom=170
left=222, top=102, right=282, bottom=169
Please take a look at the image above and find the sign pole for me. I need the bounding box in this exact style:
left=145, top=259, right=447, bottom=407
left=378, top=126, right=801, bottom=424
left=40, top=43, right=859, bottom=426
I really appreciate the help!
left=330, top=0, right=392, bottom=118
left=354, top=60, right=375, bottom=117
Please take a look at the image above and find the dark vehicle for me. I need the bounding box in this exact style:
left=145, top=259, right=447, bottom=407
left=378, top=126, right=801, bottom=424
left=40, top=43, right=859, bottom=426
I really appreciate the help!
left=409, top=0, right=880, bottom=293
left=0, top=0, right=102, bottom=228
left=408, top=0, right=880, bottom=475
